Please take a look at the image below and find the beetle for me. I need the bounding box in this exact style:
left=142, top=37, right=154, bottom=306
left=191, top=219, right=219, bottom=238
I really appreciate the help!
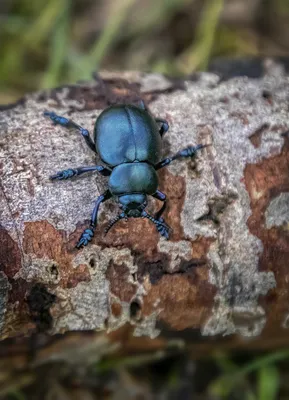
left=44, top=102, right=207, bottom=248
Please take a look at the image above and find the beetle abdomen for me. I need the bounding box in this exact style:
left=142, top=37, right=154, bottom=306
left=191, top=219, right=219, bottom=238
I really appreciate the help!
left=94, top=105, right=162, bottom=167
left=108, top=163, right=158, bottom=195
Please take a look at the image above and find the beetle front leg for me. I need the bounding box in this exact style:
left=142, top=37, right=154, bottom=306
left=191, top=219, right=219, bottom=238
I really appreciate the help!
left=152, top=190, right=171, bottom=239
left=152, top=190, right=167, bottom=220
left=155, top=144, right=207, bottom=170
left=44, top=111, right=96, bottom=153
left=50, top=166, right=111, bottom=181
left=142, top=210, right=171, bottom=240
left=76, top=190, right=112, bottom=248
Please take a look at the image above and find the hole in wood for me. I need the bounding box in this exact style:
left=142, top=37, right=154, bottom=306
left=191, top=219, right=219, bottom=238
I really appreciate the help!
left=89, top=257, right=96, bottom=268
left=130, top=299, right=142, bottom=321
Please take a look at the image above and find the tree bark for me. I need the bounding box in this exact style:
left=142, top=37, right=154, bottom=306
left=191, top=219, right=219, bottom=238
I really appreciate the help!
left=0, top=66, right=289, bottom=372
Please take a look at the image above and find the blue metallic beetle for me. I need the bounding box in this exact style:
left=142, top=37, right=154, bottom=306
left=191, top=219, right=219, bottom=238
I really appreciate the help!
left=44, top=103, right=206, bottom=248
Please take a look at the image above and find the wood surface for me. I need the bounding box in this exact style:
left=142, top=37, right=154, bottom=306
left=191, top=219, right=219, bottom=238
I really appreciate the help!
left=0, top=68, right=289, bottom=376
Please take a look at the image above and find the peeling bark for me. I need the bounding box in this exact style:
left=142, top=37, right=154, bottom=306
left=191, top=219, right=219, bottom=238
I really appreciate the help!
left=0, top=69, right=289, bottom=367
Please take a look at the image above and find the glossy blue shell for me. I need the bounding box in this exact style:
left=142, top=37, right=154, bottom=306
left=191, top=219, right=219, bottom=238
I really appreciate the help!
left=94, top=104, right=162, bottom=167
left=108, top=162, right=158, bottom=195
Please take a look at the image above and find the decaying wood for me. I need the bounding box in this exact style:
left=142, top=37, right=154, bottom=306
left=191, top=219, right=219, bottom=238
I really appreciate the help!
left=0, top=67, right=289, bottom=373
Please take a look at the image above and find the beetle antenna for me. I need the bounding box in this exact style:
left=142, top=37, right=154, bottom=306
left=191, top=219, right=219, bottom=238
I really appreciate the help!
left=105, top=212, right=126, bottom=235
left=141, top=211, right=171, bottom=231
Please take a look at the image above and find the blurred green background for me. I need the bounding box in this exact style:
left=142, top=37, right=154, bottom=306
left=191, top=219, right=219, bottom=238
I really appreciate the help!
left=1, top=0, right=289, bottom=104
left=1, top=0, right=289, bottom=399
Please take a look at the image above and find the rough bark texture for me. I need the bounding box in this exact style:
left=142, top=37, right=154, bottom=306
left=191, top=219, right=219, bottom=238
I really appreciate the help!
left=0, top=66, right=289, bottom=370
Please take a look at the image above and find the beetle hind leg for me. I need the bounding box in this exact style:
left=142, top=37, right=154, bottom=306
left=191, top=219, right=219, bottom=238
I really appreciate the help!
left=44, top=111, right=96, bottom=153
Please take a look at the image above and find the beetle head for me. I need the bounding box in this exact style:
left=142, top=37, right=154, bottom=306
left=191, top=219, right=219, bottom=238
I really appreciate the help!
left=105, top=194, right=147, bottom=235
left=105, top=194, right=170, bottom=236
left=118, top=194, right=147, bottom=218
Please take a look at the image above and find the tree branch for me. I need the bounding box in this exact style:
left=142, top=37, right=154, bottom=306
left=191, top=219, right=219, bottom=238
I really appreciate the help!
left=0, top=69, right=288, bottom=360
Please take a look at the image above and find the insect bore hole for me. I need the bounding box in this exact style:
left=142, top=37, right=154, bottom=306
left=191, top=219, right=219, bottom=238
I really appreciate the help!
left=49, top=264, right=59, bottom=280
left=130, top=299, right=142, bottom=321
left=89, top=257, right=96, bottom=268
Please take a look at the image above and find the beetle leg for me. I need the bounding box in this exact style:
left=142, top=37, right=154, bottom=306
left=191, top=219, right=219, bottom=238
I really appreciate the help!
left=44, top=111, right=96, bottom=153
left=152, top=190, right=171, bottom=238
left=76, top=190, right=112, bottom=248
left=156, top=223, right=170, bottom=239
left=155, top=144, right=208, bottom=170
left=152, top=190, right=167, bottom=220
left=50, top=165, right=111, bottom=181
left=155, top=118, right=169, bottom=136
